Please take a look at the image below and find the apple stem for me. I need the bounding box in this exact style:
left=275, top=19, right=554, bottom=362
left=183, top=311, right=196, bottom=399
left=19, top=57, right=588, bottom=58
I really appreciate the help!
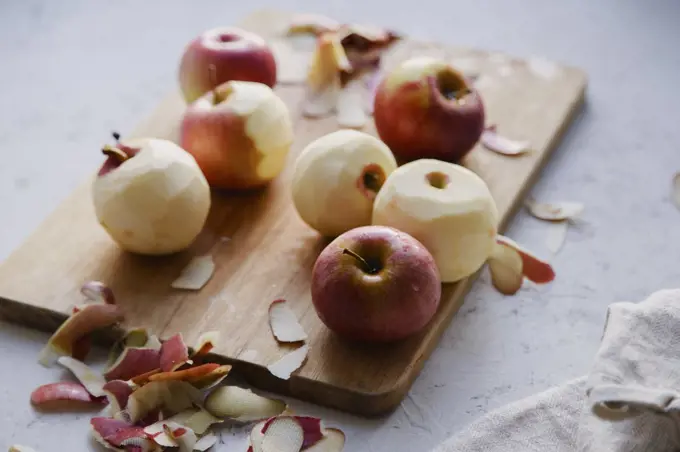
left=102, top=145, right=130, bottom=163
left=342, top=248, right=376, bottom=274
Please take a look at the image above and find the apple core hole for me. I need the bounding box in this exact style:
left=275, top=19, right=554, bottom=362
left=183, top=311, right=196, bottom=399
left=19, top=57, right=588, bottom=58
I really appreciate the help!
left=218, top=33, right=239, bottom=43
left=426, top=171, right=449, bottom=189
left=360, top=164, right=386, bottom=196
left=436, top=70, right=468, bottom=101
left=212, top=84, right=234, bottom=105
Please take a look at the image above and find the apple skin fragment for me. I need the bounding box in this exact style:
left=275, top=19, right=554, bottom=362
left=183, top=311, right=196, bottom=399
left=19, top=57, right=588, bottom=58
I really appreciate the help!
left=147, top=363, right=227, bottom=383
left=525, top=198, right=584, bottom=221
left=80, top=280, right=116, bottom=305
left=496, top=235, right=555, bottom=284
left=193, top=432, right=218, bottom=451
left=171, top=255, right=215, bottom=290
left=261, top=416, right=305, bottom=452
left=187, top=364, right=232, bottom=390
left=481, top=126, right=531, bottom=156
left=304, top=428, right=346, bottom=452
left=268, top=299, right=308, bottom=343
left=30, top=381, right=100, bottom=407
left=90, top=417, right=156, bottom=451
left=38, top=303, right=124, bottom=367
left=108, top=328, right=153, bottom=367
left=104, top=347, right=161, bottom=381
left=165, top=408, right=222, bottom=435
left=263, top=416, right=324, bottom=449
left=124, top=380, right=203, bottom=424
left=545, top=222, right=569, bottom=255
left=204, top=386, right=287, bottom=421
left=192, top=331, right=219, bottom=357
left=672, top=172, right=680, bottom=211
left=102, top=380, right=134, bottom=413
left=487, top=241, right=524, bottom=295
left=160, top=333, right=189, bottom=372
left=267, top=344, right=309, bottom=380
left=57, top=356, right=107, bottom=397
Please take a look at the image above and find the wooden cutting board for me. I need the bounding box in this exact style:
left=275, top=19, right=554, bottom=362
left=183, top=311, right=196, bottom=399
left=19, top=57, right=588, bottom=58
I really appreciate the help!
left=0, top=9, right=586, bottom=416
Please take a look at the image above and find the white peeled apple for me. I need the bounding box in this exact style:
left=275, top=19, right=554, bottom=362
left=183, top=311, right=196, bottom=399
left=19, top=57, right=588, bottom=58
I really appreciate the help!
left=92, top=136, right=211, bottom=255
left=292, top=130, right=397, bottom=237
left=372, top=159, right=498, bottom=283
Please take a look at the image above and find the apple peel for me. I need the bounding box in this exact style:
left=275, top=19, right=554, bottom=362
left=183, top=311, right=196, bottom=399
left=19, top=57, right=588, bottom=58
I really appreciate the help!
left=305, top=428, right=346, bottom=452
left=261, top=416, right=305, bottom=452
left=124, top=380, right=203, bottom=423
left=102, top=380, right=134, bottom=413
left=171, top=255, right=215, bottom=290
left=166, top=408, right=222, bottom=435
left=90, top=417, right=155, bottom=451
left=30, top=381, right=98, bottom=407
left=336, top=77, right=369, bottom=129
left=80, top=281, right=116, bottom=305
left=147, top=363, right=225, bottom=383
left=262, top=416, right=324, bottom=449
left=496, top=236, right=555, bottom=284
left=194, top=432, right=218, bottom=451
left=205, top=386, right=287, bottom=421
left=160, top=333, right=189, bottom=372
left=189, top=364, right=231, bottom=390
left=268, top=299, right=307, bottom=343
left=487, top=240, right=524, bottom=295
left=545, top=222, right=569, bottom=255
left=38, top=303, right=124, bottom=367
left=193, top=331, right=219, bottom=357
left=672, top=172, right=680, bottom=212
left=108, top=328, right=154, bottom=367
left=525, top=198, right=584, bottom=222
left=267, top=344, right=309, bottom=380
left=104, top=347, right=161, bottom=381
left=481, top=126, right=531, bottom=156
left=57, top=356, right=107, bottom=397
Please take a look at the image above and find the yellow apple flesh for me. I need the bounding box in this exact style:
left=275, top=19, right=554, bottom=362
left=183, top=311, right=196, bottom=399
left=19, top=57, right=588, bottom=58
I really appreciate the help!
left=372, top=159, right=498, bottom=283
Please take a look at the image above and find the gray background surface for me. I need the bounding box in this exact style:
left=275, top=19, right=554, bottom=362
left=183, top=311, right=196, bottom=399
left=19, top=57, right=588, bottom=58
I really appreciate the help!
left=1, top=1, right=679, bottom=450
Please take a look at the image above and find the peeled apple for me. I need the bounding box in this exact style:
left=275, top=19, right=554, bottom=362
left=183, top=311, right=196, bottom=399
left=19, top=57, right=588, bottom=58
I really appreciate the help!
left=92, top=137, right=211, bottom=255
left=372, top=159, right=498, bottom=283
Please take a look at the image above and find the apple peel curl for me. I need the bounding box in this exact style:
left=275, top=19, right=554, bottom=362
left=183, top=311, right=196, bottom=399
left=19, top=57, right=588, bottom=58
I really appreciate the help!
left=90, top=417, right=155, bottom=452
left=525, top=198, right=584, bottom=222
left=163, top=408, right=222, bottom=435
left=205, top=386, right=287, bottom=421
left=267, top=344, right=309, bottom=380
left=147, top=363, right=227, bottom=383
left=488, top=236, right=555, bottom=295
left=171, top=255, right=215, bottom=291
left=124, top=380, right=203, bottom=423
left=268, top=299, right=307, bottom=343
left=57, top=356, right=107, bottom=397
left=38, top=303, right=124, bottom=367
left=104, top=347, right=161, bottom=381
left=260, top=416, right=305, bottom=452
left=545, top=222, right=569, bottom=255
left=102, top=380, right=134, bottom=414
left=481, top=126, right=531, bottom=156
left=160, top=333, right=190, bottom=372
left=192, top=331, right=219, bottom=357
left=30, top=381, right=101, bottom=407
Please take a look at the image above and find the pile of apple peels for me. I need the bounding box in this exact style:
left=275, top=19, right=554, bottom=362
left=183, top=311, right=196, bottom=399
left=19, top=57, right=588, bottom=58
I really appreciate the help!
left=274, top=13, right=400, bottom=129
left=27, top=282, right=344, bottom=452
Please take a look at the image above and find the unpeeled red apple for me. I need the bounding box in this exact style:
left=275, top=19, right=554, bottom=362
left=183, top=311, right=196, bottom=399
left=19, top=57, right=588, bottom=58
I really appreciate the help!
left=92, top=136, right=211, bottom=255
left=291, top=130, right=397, bottom=237
left=179, top=27, right=277, bottom=104
left=180, top=80, right=294, bottom=190
left=373, top=56, right=485, bottom=163
left=372, top=159, right=498, bottom=283
left=311, top=225, right=441, bottom=343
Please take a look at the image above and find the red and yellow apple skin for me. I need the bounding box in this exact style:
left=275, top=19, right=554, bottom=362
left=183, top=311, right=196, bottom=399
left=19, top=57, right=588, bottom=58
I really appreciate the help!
left=373, top=57, right=485, bottom=164
left=179, top=80, right=294, bottom=190
left=311, top=225, right=442, bottom=343
left=179, top=27, right=277, bottom=104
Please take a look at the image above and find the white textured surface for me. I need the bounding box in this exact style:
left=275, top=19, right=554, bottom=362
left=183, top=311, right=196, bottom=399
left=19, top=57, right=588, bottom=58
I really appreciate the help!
left=1, top=1, right=680, bottom=451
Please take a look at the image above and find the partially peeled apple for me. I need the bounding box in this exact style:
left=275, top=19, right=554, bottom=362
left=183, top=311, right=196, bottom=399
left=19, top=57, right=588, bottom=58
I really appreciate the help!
left=372, top=159, right=498, bottom=283
left=292, top=130, right=397, bottom=237
left=92, top=135, right=211, bottom=255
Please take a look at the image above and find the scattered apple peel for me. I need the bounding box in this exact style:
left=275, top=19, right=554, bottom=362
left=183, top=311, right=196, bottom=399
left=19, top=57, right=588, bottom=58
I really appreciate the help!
left=192, top=331, right=219, bottom=357
left=267, top=344, right=309, bottom=380
left=545, top=222, right=569, bottom=255
left=38, top=302, right=124, bottom=367
left=80, top=280, right=116, bottom=305
left=165, top=408, right=222, bottom=435
left=497, top=235, right=555, bottom=284
left=488, top=236, right=555, bottom=295
left=102, top=380, right=134, bottom=413
left=90, top=417, right=155, bottom=451
left=171, top=255, right=215, bottom=290
left=525, top=198, right=584, bottom=222
left=304, top=427, right=346, bottom=452
left=30, top=381, right=100, bottom=407
left=104, top=346, right=161, bottom=381
left=481, top=126, right=531, bottom=156
left=672, top=172, right=680, bottom=212
left=205, top=386, right=287, bottom=421
left=193, top=432, right=218, bottom=451
left=57, top=356, right=107, bottom=397
left=124, top=380, right=203, bottom=423
left=160, top=333, right=190, bottom=372
left=261, top=416, right=305, bottom=452
left=268, top=299, right=307, bottom=343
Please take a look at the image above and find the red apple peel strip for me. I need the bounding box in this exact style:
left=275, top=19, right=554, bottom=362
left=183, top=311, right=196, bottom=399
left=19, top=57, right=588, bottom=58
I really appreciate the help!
left=147, top=363, right=225, bottom=383
left=487, top=241, right=524, bottom=295
left=104, top=347, right=161, bottom=381
left=80, top=281, right=116, bottom=305
left=57, top=356, right=107, bottom=397
left=268, top=299, right=307, bottom=343
left=267, top=344, right=309, bottom=380
left=525, top=198, right=584, bottom=222
left=481, top=126, right=531, bottom=156
left=496, top=235, right=555, bottom=284
left=160, top=333, right=189, bottom=372
left=30, top=381, right=98, bottom=407
left=189, top=364, right=232, bottom=390
left=38, top=303, right=124, bottom=367
left=204, top=386, right=287, bottom=421
left=90, top=417, right=154, bottom=451
left=192, top=331, right=219, bottom=356
left=102, top=380, right=134, bottom=413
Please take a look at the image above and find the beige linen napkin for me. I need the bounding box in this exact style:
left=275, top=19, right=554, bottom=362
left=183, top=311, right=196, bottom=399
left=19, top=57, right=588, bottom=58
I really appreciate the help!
left=431, top=288, right=680, bottom=452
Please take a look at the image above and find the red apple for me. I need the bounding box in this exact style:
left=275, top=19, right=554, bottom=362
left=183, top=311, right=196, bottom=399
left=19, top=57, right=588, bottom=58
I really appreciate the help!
left=373, top=56, right=485, bottom=164
left=178, top=27, right=277, bottom=104
left=311, top=225, right=441, bottom=343
left=179, top=80, right=294, bottom=190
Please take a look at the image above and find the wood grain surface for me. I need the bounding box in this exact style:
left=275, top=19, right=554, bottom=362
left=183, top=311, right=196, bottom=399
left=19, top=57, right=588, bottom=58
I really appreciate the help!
left=0, top=9, right=587, bottom=416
